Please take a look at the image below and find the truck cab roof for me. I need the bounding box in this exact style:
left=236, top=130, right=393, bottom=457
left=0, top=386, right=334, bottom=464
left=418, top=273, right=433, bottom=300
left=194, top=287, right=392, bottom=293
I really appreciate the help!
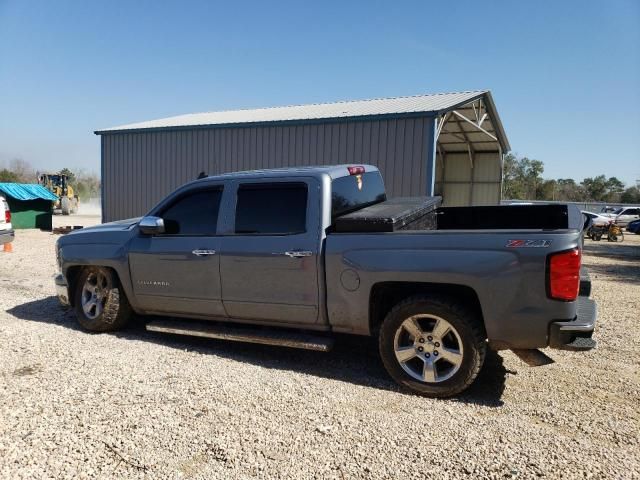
left=193, top=164, right=379, bottom=184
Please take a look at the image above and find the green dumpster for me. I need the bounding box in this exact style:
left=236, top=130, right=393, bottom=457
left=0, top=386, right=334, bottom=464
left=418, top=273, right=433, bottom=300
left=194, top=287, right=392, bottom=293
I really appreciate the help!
left=0, top=183, right=58, bottom=230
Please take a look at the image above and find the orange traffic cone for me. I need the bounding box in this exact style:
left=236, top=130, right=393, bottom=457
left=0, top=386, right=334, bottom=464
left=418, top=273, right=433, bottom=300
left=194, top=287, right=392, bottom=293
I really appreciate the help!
left=3, top=242, right=13, bottom=253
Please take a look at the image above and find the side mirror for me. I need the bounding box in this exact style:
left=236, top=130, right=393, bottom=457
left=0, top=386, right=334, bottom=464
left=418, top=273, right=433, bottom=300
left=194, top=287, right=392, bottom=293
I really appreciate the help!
left=139, top=216, right=165, bottom=235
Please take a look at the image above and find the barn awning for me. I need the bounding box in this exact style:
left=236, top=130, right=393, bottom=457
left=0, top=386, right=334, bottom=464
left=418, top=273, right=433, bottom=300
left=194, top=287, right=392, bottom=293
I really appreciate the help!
left=0, top=183, right=59, bottom=201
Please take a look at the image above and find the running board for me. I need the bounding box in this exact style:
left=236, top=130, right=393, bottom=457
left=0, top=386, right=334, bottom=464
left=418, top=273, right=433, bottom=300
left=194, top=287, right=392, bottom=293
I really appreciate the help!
left=145, top=319, right=334, bottom=352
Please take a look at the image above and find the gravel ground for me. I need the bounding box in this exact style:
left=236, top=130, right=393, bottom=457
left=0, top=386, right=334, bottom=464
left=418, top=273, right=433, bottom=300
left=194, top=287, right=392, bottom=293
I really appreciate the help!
left=1, top=215, right=639, bottom=479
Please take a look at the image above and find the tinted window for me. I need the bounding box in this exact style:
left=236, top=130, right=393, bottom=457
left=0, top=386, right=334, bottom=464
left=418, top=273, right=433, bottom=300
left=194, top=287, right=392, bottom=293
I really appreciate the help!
left=331, top=171, right=386, bottom=218
left=161, top=189, right=222, bottom=235
left=235, top=183, right=307, bottom=234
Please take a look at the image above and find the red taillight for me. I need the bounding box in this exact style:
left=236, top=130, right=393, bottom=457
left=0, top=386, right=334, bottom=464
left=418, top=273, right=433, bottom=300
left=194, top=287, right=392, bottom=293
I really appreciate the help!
left=4, top=209, right=10, bottom=223
left=548, top=248, right=581, bottom=301
left=347, top=166, right=365, bottom=175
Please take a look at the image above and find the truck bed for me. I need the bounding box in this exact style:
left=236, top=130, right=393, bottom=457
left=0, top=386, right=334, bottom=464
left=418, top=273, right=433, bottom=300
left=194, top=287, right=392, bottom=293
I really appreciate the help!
left=333, top=198, right=585, bottom=233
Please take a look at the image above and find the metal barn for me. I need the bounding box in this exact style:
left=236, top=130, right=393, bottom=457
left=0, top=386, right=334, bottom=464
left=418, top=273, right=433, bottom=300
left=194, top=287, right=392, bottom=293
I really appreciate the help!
left=96, top=91, right=510, bottom=222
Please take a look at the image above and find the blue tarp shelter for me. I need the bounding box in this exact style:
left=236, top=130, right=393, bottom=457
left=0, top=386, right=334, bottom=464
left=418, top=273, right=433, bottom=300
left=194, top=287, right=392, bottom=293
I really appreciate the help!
left=0, top=183, right=58, bottom=230
left=0, top=183, right=59, bottom=201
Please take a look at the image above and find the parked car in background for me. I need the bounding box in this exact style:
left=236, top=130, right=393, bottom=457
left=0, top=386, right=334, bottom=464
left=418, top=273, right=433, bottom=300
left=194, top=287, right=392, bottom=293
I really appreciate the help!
left=600, top=206, right=619, bottom=214
left=602, top=206, right=640, bottom=227
left=582, top=211, right=612, bottom=227
left=627, top=218, right=640, bottom=234
left=0, top=194, right=15, bottom=245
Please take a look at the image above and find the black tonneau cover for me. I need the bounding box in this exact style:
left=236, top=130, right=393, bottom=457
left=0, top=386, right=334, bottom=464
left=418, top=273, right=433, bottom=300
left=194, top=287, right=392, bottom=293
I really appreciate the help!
left=333, top=199, right=584, bottom=233
left=334, top=197, right=441, bottom=233
left=436, top=204, right=577, bottom=230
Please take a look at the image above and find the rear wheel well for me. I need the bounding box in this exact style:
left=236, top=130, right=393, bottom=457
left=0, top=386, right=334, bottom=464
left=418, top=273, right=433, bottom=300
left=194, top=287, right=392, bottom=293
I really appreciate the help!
left=369, top=282, right=484, bottom=335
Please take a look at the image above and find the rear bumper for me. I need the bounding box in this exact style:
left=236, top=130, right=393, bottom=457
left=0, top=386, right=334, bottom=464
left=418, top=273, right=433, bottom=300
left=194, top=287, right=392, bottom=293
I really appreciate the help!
left=0, top=228, right=14, bottom=244
left=548, top=296, right=597, bottom=351
left=54, top=274, right=70, bottom=306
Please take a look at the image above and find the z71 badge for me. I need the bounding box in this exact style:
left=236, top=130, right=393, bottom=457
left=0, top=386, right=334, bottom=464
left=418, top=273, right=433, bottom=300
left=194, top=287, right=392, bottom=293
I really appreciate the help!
left=506, top=239, right=552, bottom=248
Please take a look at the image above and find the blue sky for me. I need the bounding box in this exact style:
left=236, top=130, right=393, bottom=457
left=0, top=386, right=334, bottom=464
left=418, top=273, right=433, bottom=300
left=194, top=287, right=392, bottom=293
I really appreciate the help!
left=1, top=0, right=639, bottom=185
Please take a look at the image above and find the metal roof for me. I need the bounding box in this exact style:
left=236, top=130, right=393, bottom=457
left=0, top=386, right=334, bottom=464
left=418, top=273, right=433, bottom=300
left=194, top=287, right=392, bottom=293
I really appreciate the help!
left=98, top=89, right=488, bottom=126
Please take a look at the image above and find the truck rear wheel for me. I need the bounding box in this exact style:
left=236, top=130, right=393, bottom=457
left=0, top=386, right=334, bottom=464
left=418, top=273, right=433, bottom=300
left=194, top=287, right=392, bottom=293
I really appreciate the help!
left=74, top=266, right=131, bottom=332
left=379, top=295, right=486, bottom=398
left=61, top=196, right=70, bottom=215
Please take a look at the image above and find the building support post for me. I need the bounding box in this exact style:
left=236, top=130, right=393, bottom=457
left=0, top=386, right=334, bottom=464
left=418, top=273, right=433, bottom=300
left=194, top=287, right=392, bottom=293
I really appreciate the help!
left=425, top=117, right=437, bottom=196
left=100, top=136, right=105, bottom=223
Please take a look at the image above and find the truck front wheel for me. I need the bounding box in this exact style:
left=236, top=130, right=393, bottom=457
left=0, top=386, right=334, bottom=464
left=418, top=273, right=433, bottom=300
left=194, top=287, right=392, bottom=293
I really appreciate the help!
left=379, top=295, right=486, bottom=398
left=74, top=266, right=131, bottom=332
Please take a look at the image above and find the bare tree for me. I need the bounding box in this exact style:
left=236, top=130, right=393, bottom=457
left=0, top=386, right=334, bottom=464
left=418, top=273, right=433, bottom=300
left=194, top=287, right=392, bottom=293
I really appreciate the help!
left=8, top=158, right=36, bottom=183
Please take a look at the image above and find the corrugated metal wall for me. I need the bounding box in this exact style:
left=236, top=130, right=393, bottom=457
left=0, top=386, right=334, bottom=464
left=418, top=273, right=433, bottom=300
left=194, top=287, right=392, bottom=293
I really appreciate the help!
left=434, top=152, right=502, bottom=206
left=101, top=117, right=435, bottom=222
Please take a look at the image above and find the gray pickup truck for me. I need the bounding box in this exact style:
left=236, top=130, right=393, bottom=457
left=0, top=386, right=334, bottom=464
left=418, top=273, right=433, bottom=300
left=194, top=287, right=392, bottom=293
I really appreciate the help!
left=55, top=165, right=597, bottom=397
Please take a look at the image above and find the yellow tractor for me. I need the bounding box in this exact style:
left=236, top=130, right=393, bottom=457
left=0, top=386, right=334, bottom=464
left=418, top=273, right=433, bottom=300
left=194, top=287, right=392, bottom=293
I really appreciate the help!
left=38, top=172, right=79, bottom=215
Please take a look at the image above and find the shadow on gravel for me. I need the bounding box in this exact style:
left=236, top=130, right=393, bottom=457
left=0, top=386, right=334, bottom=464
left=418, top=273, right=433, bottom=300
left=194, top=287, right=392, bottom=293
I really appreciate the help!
left=583, top=241, right=639, bottom=262
left=583, top=240, right=640, bottom=285
left=8, top=296, right=507, bottom=407
left=582, top=261, right=640, bottom=285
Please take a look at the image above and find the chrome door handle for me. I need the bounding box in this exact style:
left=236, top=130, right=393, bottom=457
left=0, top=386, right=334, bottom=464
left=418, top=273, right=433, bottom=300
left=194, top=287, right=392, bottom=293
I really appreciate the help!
left=283, top=250, right=313, bottom=258
left=192, top=249, right=217, bottom=256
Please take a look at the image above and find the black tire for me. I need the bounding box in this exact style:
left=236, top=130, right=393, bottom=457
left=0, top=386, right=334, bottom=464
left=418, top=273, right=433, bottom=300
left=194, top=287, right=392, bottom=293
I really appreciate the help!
left=61, top=196, right=70, bottom=215
left=74, top=266, right=132, bottom=332
left=379, top=295, right=486, bottom=398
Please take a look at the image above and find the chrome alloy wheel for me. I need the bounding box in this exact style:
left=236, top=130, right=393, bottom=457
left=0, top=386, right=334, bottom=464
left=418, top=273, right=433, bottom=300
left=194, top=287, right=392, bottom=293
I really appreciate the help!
left=81, top=271, right=109, bottom=320
left=393, top=314, right=464, bottom=383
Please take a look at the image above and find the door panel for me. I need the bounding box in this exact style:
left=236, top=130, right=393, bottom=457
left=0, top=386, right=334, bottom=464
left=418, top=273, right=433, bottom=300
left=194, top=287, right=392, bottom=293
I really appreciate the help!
left=127, top=185, right=225, bottom=318
left=129, top=236, right=224, bottom=317
left=220, top=179, right=321, bottom=325
left=220, top=235, right=319, bottom=323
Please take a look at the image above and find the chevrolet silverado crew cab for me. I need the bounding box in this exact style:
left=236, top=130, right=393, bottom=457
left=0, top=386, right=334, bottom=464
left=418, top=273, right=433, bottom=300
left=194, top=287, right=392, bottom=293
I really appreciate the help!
left=54, top=165, right=597, bottom=397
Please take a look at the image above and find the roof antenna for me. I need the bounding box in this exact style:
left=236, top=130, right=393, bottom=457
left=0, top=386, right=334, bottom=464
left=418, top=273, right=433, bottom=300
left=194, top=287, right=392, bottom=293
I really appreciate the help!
left=197, top=171, right=207, bottom=179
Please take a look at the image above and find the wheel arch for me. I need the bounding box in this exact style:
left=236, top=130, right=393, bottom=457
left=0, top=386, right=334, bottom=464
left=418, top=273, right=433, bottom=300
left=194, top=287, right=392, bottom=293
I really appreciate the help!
left=65, top=264, right=125, bottom=307
left=369, top=281, right=484, bottom=336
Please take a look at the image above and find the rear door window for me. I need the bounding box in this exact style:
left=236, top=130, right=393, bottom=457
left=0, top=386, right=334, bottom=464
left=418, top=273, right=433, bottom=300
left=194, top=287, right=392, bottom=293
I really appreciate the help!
left=235, top=183, right=307, bottom=235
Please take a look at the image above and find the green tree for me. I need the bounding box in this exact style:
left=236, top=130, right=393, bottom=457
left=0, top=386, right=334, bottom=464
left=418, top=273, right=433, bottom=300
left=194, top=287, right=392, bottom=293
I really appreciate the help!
left=538, top=179, right=557, bottom=200
left=502, top=153, right=545, bottom=200
left=581, top=175, right=626, bottom=202
left=605, top=177, right=625, bottom=202
left=502, top=153, right=523, bottom=199
left=0, top=169, right=20, bottom=182
left=555, top=178, right=586, bottom=202
left=620, top=186, right=640, bottom=204
left=59, top=167, right=77, bottom=185
left=581, top=175, right=608, bottom=201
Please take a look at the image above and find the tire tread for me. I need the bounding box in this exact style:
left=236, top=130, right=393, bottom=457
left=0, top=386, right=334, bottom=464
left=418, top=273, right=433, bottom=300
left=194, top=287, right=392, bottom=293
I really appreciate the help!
left=379, top=294, right=486, bottom=398
left=74, top=267, right=131, bottom=332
